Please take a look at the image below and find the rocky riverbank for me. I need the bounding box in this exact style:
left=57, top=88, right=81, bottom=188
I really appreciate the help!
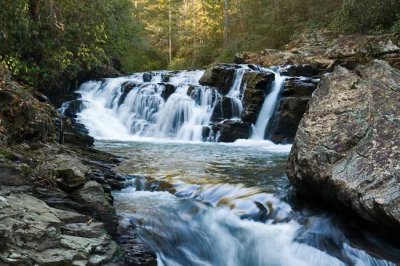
left=0, top=66, right=156, bottom=265
left=287, top=60, right=400, bottom=232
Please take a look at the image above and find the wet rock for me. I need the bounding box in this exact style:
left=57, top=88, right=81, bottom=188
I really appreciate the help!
left=268, top=77, right=318, bottom=143
left=268, top=97, right=310, bottom=144
left=214, top=120, right=252, bottom=142
left=287, top=60, right=400, bottom=230
left=211, top=97, right=236, bottom=122
left=62, top=100, right=86, bottom=118
left=199, top=64, right=238, bottom=95
left=161, top=83, right=176, bottom=101
left=143, top=73, right=153, bottom=82
left=281, top=64, right=323, bottom=77
left=162, top=74, right=171, bottom=82
left=57, top=116, right=94, bottom=147
left=117, top=219, right=157, bottom=266
left=201, top=126, right=211, bottom=141
left=241, top=71, right=275, bottom=124
left=119, top=81, right=138, bottom=105
left=281, top=77, right=318, bottom=97
left=72, top=181, right=118, bottom=236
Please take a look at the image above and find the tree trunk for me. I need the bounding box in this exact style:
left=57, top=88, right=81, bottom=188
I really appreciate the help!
left=168, top=0, right=172, bottom=64
left=223, top=0, right=230, bottom=48
left=28, top=0, right=41, bottom=21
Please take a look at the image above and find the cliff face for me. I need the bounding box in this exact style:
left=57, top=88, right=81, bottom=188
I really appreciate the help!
left=287, top=60, right=400, bottom=229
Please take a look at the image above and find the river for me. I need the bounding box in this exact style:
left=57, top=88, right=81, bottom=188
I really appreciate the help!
left=93, top=140, right=399, bottom=266
left=69, top=67, right=400, bottom=265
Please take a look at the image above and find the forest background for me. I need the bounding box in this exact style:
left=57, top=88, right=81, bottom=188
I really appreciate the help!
left=1, top=0, right=400, bottom=91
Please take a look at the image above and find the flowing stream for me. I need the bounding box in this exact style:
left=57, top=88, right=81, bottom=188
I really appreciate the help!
left=70, top=67, right=400, bottom=265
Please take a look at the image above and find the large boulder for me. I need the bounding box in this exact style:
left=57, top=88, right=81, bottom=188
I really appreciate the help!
left=287, top=60, right=400, bottom=229
left=49, top=154, right=90, bottom=191
left=0, top=191, right=121, bottom=265
left=213, top=120, right=252, bottom=142
left=199, top=64, right=238, bottom=95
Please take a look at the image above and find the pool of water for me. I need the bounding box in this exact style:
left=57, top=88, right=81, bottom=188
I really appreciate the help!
left=94, top=139, right=399, bottom=266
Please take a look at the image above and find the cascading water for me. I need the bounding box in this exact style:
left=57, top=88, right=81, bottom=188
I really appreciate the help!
left=76, top=70, right=217, bottom=141
left=70, top=65, right=284, bottom=143
left=226, top=67, right=248, bottom=118
left=69, top=65, right=400, bottom=265
left=252, top=69, right=286, bottom=140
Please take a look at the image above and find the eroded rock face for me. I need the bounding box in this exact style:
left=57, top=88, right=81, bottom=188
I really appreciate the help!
left=0, top=191, right=121, bottom=265
left=72, top=181, right=118, bottom=235
left=287, top=60, right=400, bottom=229
left=268, top=77, right=318, bottom=143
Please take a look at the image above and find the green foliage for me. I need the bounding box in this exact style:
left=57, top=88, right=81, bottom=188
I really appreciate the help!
left=2, top=0, right=399, bottom=82
left=334, top=0, right=400, bottom=33
left=0, top=0, right=150, bottom=90
left=391, top=16, right=400, bottom=34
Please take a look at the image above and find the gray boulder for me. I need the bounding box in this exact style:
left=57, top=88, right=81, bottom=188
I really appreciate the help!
left=51, top=154, right=89, bottom=191
left=287, top=60, right=400, bottom=229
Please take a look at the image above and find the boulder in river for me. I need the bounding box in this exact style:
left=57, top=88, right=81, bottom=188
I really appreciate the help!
left=287, top=60, right=400, bottom=230
left=199, top=64, right=239, bottom=95
left=213, top=120, right=252, bottom=142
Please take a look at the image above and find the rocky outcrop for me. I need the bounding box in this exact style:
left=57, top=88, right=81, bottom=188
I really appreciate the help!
left=200, top=64, right=316, bottom=143
left=236, top=31, right=400, bottom=71
left=199, top=64, right=239, bottom=95
left=268, top=77, right=318, bottom=143
left=287, top=60, right=400, bottom=229
left=0, top=189, right=121, bottom=265
left=241, top=71, right=275, bottom=124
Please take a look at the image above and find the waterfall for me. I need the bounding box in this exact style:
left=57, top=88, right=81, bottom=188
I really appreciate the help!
left=70, top=65, right=286, bottom=142
left=252, top=71, right=286, bottom=139
left=226, top=67, right=247, bottom=118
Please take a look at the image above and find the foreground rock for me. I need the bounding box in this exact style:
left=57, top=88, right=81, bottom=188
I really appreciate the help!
left=287, top=60, right=400, bottom=229
left=0, top=189, right=121, bottom=265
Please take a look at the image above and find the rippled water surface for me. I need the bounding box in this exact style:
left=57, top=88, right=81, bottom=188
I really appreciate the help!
left=95, top=140, right=399, bottom=266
